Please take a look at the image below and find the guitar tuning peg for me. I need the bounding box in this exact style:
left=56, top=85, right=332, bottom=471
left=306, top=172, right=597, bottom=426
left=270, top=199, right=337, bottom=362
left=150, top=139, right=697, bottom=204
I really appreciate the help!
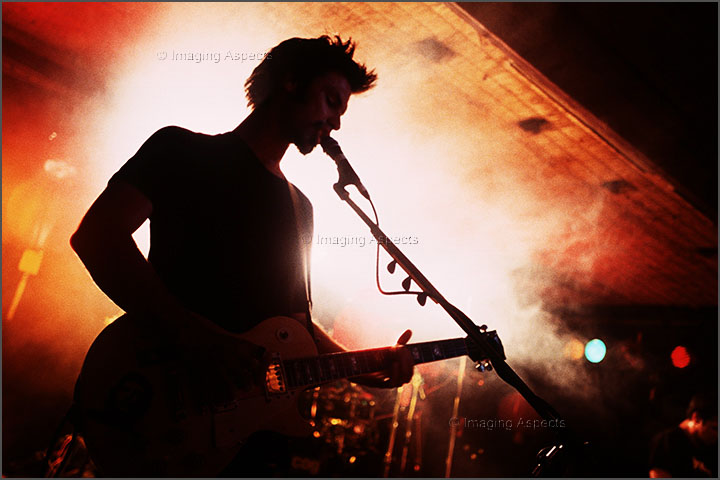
left=387, top=260, right=397, bottom=274
left=401, top=276, right=412, bottom=292
left=416, top=293, right=427, bottom=306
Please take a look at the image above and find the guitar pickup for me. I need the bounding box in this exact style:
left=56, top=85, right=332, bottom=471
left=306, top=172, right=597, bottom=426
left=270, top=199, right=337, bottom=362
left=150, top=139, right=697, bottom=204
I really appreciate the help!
left=265, top=354, right=287, bottom=395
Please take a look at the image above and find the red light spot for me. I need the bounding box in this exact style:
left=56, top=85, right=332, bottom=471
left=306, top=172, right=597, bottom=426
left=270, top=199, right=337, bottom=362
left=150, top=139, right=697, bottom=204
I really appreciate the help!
left=671, top=346, right=691, bottom=368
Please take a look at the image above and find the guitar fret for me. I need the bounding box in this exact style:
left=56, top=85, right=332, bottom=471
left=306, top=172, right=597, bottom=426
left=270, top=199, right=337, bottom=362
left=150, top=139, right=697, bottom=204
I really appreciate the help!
left=321, top=357, right=330, bottom=382
left=316, top=358, right=323, bottom=383
left=409, top=346, right=421, bottom=363
left=366, top=350, right=378, bottom=374
left=303, top=358, right=314, bottom=385
left=306, top=360, right=315, bottom=385
left=321, top=358, right=328, bottom=382
left=349, top=354, right=360, bottom=376
left=344, top=354, right=352, bottom=378
left=360, top=352, right=370, bottom=374
left=337, top=354, right=345, bottom=378
left=421, top=344, right=431, bottom=361
left=331, top=355, right=339, bottom=379
left=314, top=358, right=322, bottom=384
left=353, top=353, right=363, bottom=375
left=372, top=350, right=383, bottom=373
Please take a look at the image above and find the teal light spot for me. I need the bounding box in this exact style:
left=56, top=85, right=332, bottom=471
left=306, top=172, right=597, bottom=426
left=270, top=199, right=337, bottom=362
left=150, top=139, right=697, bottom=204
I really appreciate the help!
left=584, top=339, right=606, bottom=363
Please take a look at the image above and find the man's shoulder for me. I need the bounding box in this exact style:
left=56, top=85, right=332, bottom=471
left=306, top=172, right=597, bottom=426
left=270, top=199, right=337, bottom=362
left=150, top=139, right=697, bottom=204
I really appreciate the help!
left=146, top=125, right=208, bottom=144
left=138, top=126, right=233, bottom=162
left=291, top=184, right=314, bottom=211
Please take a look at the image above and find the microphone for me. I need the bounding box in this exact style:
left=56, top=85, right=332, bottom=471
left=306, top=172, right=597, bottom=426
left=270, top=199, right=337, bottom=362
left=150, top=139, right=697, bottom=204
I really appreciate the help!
left=320, top=136, right=371, bottom=200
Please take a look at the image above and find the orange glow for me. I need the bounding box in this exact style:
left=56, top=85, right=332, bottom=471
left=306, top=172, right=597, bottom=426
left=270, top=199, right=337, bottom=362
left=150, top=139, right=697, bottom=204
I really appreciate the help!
left=563, top=338, right=586, bottom=360
left=4, top=182, right=49, bottom=244
left=671, top=346, right=691, bottom=368
left=497, top=392, right=538, bottom=423
left=18, top=249, right=43, bottom=275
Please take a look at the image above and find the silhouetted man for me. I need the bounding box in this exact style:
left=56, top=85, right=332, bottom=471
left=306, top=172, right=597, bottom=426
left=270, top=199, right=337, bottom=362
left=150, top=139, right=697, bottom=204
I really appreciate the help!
left=71, top=35, right=414, bottom=476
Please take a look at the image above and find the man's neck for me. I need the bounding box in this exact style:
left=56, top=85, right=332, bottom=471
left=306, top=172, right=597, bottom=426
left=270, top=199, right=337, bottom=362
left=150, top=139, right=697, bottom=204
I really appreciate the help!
left=233, top=105, right=290, bottom=179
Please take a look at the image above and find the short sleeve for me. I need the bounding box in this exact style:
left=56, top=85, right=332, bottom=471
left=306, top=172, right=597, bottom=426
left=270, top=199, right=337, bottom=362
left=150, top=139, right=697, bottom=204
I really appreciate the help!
left=108, top=126, right=183, bottom=202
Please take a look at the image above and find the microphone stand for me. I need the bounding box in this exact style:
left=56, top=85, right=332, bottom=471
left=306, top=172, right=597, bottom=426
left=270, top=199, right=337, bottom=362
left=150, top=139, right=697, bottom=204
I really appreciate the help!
left=331, top=182, right=585, bottom=476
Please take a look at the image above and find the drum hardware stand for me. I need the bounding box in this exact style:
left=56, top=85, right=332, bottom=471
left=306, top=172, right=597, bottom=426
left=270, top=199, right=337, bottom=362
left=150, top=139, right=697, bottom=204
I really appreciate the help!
left=382, top=372, right=424, bottom=477
left=444, top=356, right=467, bottom=477
left=382, top=383, right=404, bottom=477
left=399, top=371, right=424, bottom=474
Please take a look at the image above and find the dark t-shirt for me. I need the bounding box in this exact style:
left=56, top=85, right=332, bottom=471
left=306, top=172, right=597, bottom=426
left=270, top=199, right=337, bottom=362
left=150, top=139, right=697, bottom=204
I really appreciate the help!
left=109, top=126, right=313, bottom=333
left=649, top=426, right=718, bottom=477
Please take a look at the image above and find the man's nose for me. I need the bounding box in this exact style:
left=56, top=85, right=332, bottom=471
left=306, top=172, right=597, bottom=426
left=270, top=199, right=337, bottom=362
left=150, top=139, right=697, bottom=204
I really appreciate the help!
left=328, top=114, right=341, bottom=131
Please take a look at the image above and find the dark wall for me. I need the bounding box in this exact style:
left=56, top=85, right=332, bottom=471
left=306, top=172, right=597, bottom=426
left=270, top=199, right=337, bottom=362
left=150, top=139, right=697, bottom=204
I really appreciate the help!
left=458, top=2, right=718, bottom=220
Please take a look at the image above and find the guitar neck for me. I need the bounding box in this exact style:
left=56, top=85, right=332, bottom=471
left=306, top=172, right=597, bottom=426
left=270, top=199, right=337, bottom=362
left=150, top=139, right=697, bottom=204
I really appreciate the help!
left=281, top=338, right=468, bottom=390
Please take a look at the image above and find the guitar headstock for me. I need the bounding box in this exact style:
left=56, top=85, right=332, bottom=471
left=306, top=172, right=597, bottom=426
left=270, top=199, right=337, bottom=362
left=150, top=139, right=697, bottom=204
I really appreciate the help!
left=464, top=325, right=505, bottom=371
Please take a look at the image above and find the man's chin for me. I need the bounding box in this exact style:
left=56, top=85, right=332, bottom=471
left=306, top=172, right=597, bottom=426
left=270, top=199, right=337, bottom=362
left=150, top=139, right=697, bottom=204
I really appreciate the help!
left=295, top=141, right=317, bottom=155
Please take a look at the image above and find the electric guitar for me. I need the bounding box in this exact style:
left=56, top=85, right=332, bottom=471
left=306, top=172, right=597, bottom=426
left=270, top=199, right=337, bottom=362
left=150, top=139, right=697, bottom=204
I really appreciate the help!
left=73, top=314, right=503, bottom=477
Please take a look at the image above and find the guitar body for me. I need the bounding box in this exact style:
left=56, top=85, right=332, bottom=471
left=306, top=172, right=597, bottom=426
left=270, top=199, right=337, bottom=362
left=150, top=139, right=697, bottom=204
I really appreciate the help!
left=74, top=315, right=317, bottom=477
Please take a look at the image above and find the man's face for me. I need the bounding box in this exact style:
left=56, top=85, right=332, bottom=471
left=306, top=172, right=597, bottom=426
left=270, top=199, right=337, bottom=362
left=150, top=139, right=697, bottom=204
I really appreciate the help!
left=285, top=71, right=352, bottom=155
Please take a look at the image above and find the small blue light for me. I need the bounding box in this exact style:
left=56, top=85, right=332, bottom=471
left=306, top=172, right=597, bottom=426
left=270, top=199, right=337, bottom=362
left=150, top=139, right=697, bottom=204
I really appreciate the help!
left=584, top=339, right=606, bottom=363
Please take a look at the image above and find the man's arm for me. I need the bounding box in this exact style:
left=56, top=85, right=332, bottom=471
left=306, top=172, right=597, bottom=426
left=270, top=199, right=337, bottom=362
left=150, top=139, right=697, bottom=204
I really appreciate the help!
left=71, top=181, right=224, bottom=341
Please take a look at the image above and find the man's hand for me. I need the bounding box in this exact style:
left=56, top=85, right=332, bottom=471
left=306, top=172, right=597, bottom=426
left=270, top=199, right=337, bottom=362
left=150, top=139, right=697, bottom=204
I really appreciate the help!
left=353, top=329, right=415, bottom=389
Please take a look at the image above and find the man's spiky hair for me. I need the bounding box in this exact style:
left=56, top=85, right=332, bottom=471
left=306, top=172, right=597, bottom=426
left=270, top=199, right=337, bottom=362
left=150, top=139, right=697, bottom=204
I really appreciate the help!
left=245, top=35, right=377, bottom=109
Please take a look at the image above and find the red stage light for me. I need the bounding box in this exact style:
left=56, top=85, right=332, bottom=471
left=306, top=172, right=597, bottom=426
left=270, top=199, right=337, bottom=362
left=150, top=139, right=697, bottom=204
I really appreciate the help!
left=670, top=346, right=691, bottom=368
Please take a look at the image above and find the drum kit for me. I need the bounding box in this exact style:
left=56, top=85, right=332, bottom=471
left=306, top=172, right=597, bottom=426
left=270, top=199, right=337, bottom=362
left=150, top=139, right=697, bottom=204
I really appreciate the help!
left=292, top=372, right=429, bottom=477
left=291, top=380, right=383, bottom=476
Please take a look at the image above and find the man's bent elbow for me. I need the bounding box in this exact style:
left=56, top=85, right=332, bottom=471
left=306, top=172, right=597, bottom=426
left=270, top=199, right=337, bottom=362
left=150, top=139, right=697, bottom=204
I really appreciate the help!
left=70, top=226, right=92, bottom=259
left=70, top=221, right=104, bottom=260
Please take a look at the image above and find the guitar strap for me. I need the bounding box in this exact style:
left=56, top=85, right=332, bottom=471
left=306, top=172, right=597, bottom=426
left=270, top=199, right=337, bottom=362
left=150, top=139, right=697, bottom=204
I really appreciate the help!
left=286, top=181, right=316, bottom=342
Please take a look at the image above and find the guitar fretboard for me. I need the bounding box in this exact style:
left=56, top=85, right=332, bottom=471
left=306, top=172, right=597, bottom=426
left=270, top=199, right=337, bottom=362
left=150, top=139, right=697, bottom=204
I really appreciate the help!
left=282, top=338, right=468, bottom=390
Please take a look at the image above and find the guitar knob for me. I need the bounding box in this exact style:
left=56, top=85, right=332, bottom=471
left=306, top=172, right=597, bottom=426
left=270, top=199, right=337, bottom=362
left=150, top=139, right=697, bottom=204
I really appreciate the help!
left=276, top=328, right=291, bottom=342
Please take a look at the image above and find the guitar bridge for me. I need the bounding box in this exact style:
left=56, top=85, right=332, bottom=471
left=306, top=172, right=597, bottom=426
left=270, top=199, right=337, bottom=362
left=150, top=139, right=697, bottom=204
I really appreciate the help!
left=265, top=354, right=287, bottom=395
